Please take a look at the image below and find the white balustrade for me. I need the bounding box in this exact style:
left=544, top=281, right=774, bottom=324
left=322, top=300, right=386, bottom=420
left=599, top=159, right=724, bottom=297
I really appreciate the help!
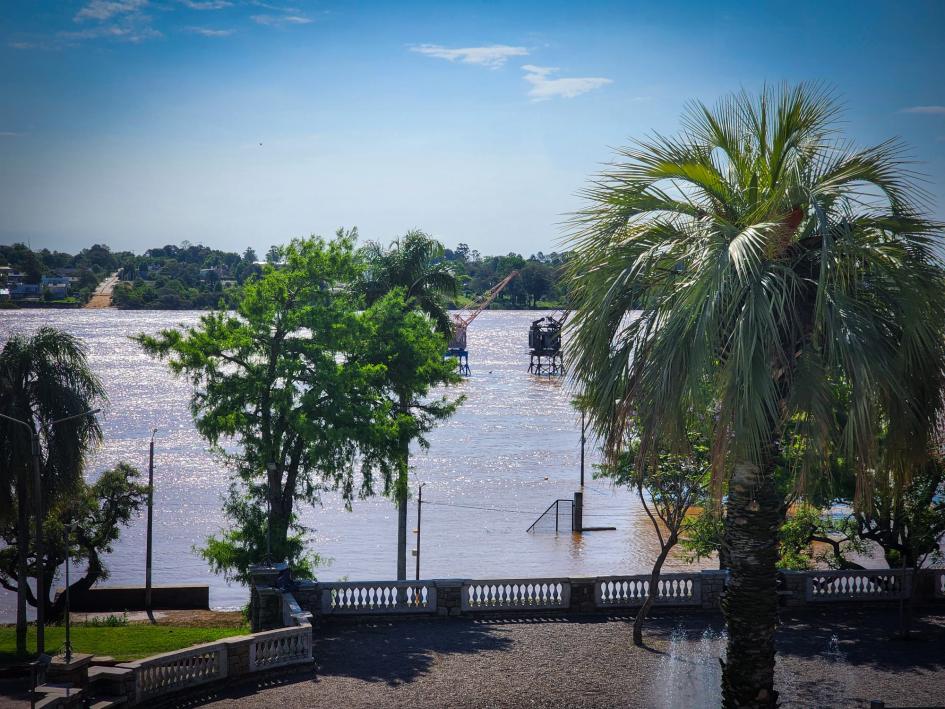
left=249, top=625, right=313, bottom=671
left=461, top=579, right=570, bottom=611
left=595, top=574, right=701, bottom=608
left=805, top=570, right=906, bottom=602
left=125, top=641, right=227, bottom=703
left=321, top=581, right=437, bottom=614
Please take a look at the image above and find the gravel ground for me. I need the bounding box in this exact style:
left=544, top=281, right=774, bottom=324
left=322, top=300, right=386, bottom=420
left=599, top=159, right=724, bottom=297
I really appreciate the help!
left=196, top=608, right=945, bottom=709
left=2, top=608, right=942, bottom=708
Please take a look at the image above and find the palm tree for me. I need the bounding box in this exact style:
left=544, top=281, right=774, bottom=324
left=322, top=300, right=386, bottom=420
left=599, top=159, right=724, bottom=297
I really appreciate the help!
left=565, top=84, right=945, bottom=707
left=0, top=327, right=105, bottom=654
left=359, top=229, right=459, bottom=337
left=358, top=229, right=459, bottom=579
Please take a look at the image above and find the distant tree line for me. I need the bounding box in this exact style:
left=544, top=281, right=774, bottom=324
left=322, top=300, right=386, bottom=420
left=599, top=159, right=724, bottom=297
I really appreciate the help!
left=0, top=243, right=111, bottom=304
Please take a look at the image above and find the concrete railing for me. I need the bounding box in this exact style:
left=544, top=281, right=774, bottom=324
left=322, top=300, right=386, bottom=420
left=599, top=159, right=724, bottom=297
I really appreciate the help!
left=287, top=569, right=943, bottom=622
left=461, top=579, right=570, bottom=611
left=120, top=640, right=228, bottom=703
left=595, top=574, right=701, bottom=608
left=320, top=580, right=437, bottom=614
left=804, top=569, right=908, bottom=602
left=249, top=624, right=313, bottom=672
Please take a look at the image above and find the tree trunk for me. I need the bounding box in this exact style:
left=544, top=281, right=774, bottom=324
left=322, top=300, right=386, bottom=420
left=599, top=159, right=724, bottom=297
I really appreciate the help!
left=633, top=535, right=675, bottom=646
left=721, top=461, right=782, bottom=708
left=15, top=468, right=28, bottom=655
left=397, top=497, right=408, bottom=580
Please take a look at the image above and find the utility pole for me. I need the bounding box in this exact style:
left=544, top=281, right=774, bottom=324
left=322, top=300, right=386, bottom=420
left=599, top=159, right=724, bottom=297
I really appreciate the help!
left=414, top=483, right=425, bottom=580
left=266, top=462, right=276, bottom=565
left=580, top=410, right=586, bottom=487
left=145, top=429, right=157, bottom=624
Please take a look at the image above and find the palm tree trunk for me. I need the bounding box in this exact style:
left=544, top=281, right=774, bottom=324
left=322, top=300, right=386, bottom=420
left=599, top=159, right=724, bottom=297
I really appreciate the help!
left=721, top=461, right=781, bottom=708
left=15, top=468, right=28, bottom=656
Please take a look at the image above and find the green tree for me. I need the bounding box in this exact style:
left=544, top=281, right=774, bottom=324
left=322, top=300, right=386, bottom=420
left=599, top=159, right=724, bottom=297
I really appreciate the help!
left=358, top=229, right=459, bottom=336
left=359, top=290, right=463, bottom=579
left=137, top=235, right=389, bottom=582
left=0, top=463, right=148, bottom=622
left=566, top=85, right=945, bottom=707
left=0, top=328, right=106, bottom=655
left=357, top=230, right=462, bottom=578
left=599, top=422, right=710, bottom=646
left=520, top=261, right=553, bottom=307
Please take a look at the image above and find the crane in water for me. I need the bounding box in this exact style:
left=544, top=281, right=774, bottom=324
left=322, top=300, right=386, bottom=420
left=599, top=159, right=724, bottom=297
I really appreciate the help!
left=528, top=310, right=568, bottom=375
left=447, top=270, right=519, bottom=374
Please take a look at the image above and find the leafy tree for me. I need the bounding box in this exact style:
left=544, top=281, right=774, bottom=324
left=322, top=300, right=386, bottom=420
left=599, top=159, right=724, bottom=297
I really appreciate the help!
left=0, top=463, right=148, bottom=622
left=599, top=422, right=710, bottom=646
left=265, top=245, right=283, bottom=264
left=243, top=247, right=258, bottom=263
left=520, top=261, right=553, bottom=307
left=566, top=84, right=945, bottom=707
left=357, top=230, right=463, bottom=577
left=358, top=229, right=459, bottom=336
left=0, top=328, right=105, bottom=654
left=359, top=290, right=463, bottom=579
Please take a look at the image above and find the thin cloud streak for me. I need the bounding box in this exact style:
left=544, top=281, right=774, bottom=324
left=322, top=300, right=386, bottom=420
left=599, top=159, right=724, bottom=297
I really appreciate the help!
left=185, top=26, right=234, bottom=36
left=251, top=14, right=313, bottom=26
left=521, top=65, right=611, bottom=100
left=901, top=106, right=945, bottom=115
left=410, top=44, right=528, bottom=69
left=178, top=0, right=232, bottom=8
left=75, top=0, right=148, bottom=22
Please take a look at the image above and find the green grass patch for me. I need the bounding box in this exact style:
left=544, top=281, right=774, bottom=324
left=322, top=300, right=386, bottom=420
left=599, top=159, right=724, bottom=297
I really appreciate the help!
left=0, top=623, right=249, bottom=663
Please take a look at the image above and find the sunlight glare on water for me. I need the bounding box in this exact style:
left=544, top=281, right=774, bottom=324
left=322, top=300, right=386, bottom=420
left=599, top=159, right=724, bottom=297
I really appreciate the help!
left=0, top=309, right=715, bottom=618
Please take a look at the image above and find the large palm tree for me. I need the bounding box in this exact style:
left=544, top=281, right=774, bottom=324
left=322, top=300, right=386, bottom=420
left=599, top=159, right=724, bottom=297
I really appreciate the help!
left=565, top=84, right=945, bottom=707
left=0, top=327, right=105, bottom=654
left=358, top=229, right=459, bottom=579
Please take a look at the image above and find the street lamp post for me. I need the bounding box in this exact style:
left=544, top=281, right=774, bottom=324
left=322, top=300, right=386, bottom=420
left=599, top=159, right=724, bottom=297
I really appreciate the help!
left=63, top=521, right=76, bottom=663
left=266, top=462, right=276, bottom=566
left=0, top=408, right=100, bottom=656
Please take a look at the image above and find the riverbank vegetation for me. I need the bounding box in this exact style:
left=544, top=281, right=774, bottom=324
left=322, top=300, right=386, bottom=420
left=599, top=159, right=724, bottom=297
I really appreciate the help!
left=2, top=239, right=571, bottom=310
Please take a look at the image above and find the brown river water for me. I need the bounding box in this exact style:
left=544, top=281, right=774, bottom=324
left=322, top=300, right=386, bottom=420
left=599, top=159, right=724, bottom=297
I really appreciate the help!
left=1, top=309, right=714, bottom=618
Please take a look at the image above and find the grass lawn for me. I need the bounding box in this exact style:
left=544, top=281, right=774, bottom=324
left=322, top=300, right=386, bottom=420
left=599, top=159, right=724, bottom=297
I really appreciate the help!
left=0, top=623, right=249, bottom=664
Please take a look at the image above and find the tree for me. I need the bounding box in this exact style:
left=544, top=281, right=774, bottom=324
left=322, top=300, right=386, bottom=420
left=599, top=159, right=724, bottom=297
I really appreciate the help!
left=0, top=328, right=106, bottom=655
left=566, top=84, right=945, bottom=707
left=359, top=290, right=463, bottom=579
left=358, top=230, right=462, bottom=578
left=137, top=235, right=391, bottom=582
left=265, top=245, right=283, bottom=264
left=520, top=261, right=553, bottom=307
left=600, top=423, right=710, bottom=646
left=358, top=229, right=459, bottom=337
left=0, top=463, right=148, bottom=622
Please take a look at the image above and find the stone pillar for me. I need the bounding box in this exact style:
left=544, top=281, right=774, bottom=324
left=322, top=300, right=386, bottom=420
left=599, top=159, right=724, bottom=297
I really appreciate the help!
left=434, top=579, right=464, bottom=616
left=699, top=570, right=727, bottom=610
left=568, top=577, right=597, bottom=613
left=248, top=562, right=288, bottom=632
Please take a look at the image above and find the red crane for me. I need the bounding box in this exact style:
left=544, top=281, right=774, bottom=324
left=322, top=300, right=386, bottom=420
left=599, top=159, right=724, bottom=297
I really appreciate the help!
left=447, top=270, right=519, bottom=374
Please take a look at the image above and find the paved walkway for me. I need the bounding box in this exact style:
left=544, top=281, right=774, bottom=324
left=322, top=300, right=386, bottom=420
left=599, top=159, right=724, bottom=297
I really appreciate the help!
left=199, top=608, right=945, bottom=708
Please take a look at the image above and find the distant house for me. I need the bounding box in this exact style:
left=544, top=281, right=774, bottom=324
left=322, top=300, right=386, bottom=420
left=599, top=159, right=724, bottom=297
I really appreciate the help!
left=0, top=266, right=11, bottom=284
left=12, top=283, right=41, bottom=301
left=0, top=269, right=26, bottom=285
left=41, top=275, right=71, bottom=299
left=0, top=287, right=10, bottom=302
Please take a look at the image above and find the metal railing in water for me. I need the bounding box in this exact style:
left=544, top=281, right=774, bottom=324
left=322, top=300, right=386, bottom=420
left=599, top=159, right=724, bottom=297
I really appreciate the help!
left=526, top=499, right=574, bottom=533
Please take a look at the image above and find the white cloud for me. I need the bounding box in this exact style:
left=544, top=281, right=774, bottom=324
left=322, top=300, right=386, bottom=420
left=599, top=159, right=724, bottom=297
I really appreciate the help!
left=251, top=13, right=313, bottom=26
left=901, top=106, right=945, bottom=115
left=179, top=0, right=231, bottom=8
left=75, top=0, right=147, bottom=22
left=410, top=44, right=528, bottom=69
left=0, top=131, right=27, bottom=137
left=521, top=65, right=611, bottom=100
left=185, top=26, right=234, bottom=36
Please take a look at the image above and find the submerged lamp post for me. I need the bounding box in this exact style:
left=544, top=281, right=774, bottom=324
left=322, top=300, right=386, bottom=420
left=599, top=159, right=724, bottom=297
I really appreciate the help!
left=0, top=408, right=100, bottom=656
left=414, top=483, right=425, bottom=581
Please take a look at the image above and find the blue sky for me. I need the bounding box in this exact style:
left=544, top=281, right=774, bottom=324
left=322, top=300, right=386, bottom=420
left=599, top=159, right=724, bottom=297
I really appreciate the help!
left=1, top=1, right=943, bottom=256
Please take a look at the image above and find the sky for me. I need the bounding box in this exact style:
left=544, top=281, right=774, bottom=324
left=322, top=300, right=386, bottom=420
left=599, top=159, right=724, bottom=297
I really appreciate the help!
left=1, top=0, right=944, bottom=257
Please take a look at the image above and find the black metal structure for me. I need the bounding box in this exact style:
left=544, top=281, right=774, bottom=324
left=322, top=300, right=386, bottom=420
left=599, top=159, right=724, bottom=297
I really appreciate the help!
left=528, top=314, right=565, bottom=375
